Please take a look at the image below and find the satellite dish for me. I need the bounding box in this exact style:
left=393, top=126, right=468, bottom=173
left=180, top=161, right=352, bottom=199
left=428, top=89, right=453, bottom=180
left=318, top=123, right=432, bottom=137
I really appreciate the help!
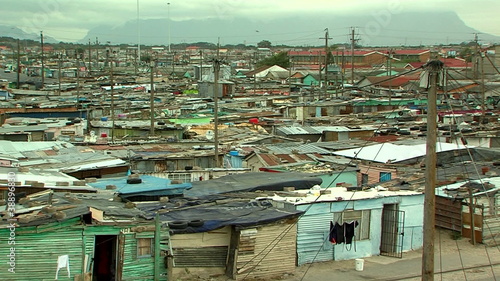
left=205, top=130, right=214, bottom=140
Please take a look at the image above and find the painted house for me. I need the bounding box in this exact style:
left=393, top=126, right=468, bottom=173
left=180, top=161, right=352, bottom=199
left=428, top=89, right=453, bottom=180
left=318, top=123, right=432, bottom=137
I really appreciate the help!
left=269, top=186, right=424, bottom=264
left=302, top=73, right=321, bottom=86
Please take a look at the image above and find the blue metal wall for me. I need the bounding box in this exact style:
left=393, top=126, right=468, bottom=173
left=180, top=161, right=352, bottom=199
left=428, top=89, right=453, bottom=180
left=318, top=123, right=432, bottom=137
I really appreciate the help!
left=295, top=194, right=424, bottom=265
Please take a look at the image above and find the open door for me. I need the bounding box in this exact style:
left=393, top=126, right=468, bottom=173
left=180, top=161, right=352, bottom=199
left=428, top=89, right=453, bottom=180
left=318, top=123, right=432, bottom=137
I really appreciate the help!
left=380, top=204, right=405, bottom=258
left=93, top=235, right=118, bottom=281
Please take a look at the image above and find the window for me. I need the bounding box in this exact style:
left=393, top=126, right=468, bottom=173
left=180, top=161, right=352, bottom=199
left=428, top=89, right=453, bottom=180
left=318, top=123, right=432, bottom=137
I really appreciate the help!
left=168, top=173, right=192, bottom=183
left=379, top=172, right=392, bottom=182
left=333, top=210, right=370, bottom=241
left=137, top=238, right=153, bottom=258
left=361, top=173, right=369, bottom=185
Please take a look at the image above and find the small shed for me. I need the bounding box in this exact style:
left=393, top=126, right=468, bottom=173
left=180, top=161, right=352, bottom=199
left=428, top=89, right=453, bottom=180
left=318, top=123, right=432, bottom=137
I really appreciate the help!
left=436, top=177, right=500, bottom=246
left=154, top=199, right=303, bottom=280
left=0, top=192, right=172, bottom=281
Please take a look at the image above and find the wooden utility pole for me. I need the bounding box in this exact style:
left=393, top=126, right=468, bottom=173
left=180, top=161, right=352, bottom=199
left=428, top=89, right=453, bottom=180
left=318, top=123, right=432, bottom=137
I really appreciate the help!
left=95, top=37, right=99, bottom=69
left=480, top=52, right=486, bottom=125
left=388, top=48, right=393, bottom=103
left=213, top=40, right=221, bottom=168
left=199, top=50, right=203, bottom=82
left=16, top=39, right=20, bottom=89
left=40, top=31, right=45, bottom=87
left=58, top=53, right=62, bottom=95
left=468, top=185, right=476, bottom=245
left=88, top=39, right=92, bottom=74
left=421, top=60, right=443, bottom=281
left=350, top=28, right=356, bottom=84
left=320, top=28, right=331, bottom=99
left=473, top=33, right=479, bottom=79
left=150, top=59, right=155, bottom=136
left=110, top=57, right=115, bottom=142
left=76, top=52, right=80, bottom=109
left=288, top=57, right=292, bottom=95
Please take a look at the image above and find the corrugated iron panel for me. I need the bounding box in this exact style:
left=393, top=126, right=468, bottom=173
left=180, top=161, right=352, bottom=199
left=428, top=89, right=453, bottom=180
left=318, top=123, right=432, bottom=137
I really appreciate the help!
left=236, top=222, right=297, bottom=280
left=0, top=227, right=84, bottom=280
left=297, top=212, right=334, bottom=265
left=435, top=196, right=462, bottom=231
left=121, top=233, right=167, bottom=281
left=173, top=246, right=228, bottom=267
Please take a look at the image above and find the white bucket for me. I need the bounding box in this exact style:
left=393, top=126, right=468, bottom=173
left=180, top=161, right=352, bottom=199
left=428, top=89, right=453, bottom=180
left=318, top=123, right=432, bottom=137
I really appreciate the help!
left=355, top=258, right=364, bottom=271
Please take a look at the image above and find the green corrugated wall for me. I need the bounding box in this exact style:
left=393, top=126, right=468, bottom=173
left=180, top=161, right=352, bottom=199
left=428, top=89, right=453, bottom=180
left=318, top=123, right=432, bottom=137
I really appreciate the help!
left=0, top=221, right=168, bottom=280
left=0, top=218, right=84, bottom=280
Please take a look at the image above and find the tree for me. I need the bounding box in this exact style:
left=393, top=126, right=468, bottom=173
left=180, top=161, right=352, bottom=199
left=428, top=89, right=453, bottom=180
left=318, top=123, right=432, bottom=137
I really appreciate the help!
left=257, top=40, right=272, bottom=48
left=256, top=51, right=290, bottom=68
left=459, top=47, right=473, bottom=62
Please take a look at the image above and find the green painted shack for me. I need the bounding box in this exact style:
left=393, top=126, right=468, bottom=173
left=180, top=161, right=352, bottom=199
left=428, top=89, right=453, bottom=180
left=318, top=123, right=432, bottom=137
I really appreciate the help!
left=0, top=192, right=171, bottom=281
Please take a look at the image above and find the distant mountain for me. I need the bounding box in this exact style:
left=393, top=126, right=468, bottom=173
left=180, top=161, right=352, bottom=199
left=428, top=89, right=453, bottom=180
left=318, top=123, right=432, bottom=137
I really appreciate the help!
left=79, top=11, right=500, bottom=47
left=0, top=25, right=59, bottom=44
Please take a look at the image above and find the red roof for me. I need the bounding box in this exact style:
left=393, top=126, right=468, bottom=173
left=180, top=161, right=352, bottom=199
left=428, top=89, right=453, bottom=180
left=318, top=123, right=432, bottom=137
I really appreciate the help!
left=441, top=58, right=470, bottom=68
left=289, top=50, right=377, bottom=56
left=406, top=58, right=470, bottom=69
left=364, top=76, right=413, bottom=87
left=393, top=49, right=430, bottom=55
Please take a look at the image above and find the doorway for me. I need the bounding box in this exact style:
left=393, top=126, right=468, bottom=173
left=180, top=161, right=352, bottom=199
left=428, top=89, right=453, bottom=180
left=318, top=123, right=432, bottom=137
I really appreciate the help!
left=93, top=235, right=118, bottom=281
left=380, top=204, right=405, bottom=258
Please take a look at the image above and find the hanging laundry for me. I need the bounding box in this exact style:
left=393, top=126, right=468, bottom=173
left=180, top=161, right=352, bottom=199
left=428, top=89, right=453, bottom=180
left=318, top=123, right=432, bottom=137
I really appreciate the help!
left=329, top=221, right=344, bottom=244
left=344, top=220, right=359, bottom=244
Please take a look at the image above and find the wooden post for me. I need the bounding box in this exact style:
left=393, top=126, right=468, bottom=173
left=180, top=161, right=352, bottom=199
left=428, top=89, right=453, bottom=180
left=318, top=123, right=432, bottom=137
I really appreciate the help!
left=154, top=213, right=161, bottom=281
left=468, top=187, right=476, bottom=245
left=421, top=60, right=443, bottom=281
left=213, top=40, right=220, bottom=168
left=150, top=59, right=155, bottom=136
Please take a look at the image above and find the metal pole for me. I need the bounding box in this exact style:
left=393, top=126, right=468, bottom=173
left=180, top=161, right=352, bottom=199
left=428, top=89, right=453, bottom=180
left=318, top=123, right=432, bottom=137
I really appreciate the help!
left=421, top=60, right=443, bottom=281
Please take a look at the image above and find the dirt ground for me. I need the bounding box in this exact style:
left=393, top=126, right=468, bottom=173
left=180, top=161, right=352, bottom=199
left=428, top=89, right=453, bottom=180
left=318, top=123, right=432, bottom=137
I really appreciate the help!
left=173, top=228, right=499, bottom=281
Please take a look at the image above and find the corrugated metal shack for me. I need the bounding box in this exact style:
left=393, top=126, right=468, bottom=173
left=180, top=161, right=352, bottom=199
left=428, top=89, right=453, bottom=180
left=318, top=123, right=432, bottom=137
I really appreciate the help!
left=0, top=192, right=171, bottom=281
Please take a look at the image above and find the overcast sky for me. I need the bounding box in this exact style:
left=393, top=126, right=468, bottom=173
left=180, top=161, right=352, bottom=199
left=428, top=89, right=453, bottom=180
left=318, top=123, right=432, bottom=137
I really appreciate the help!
left=1, top=0, right=499, bottom=43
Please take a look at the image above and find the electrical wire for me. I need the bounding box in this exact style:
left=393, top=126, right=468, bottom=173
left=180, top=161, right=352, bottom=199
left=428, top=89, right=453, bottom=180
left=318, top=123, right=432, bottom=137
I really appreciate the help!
left=232, top=63, right=497, bottom=280
left=227, top=95, right=417, bottom=280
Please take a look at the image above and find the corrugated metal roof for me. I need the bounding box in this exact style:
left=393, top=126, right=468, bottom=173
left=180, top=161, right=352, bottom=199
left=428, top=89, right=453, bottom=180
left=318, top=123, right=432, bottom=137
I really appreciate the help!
left=266, top=143, right=332, bottom=155
left=333, top=142, right=471, bottom=163
left=88, top=175, right=192, bottom=196
left=277, top=126, right=376, bottom=136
